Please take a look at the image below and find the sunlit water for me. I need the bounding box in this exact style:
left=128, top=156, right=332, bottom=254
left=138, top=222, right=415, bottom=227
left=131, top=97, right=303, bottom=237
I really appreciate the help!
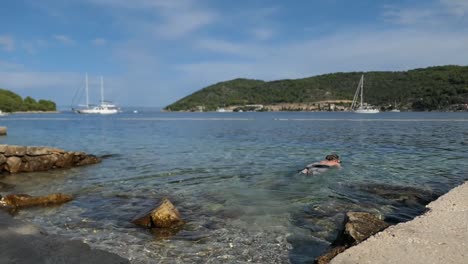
left=1, top=110, right=467, bottom=263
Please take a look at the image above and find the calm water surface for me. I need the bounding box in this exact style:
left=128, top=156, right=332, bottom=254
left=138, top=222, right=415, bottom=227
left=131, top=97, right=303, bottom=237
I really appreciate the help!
left=1, top=110, right=467, bottom=263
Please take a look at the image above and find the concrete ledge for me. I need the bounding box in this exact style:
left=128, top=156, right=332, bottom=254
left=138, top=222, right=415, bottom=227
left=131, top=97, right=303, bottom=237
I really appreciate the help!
left=331, top=181, right=468, bottom=264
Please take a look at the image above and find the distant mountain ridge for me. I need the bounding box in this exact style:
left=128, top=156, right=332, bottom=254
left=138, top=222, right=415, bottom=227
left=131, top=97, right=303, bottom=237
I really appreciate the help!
left=165, top=65, right=468, bottom=111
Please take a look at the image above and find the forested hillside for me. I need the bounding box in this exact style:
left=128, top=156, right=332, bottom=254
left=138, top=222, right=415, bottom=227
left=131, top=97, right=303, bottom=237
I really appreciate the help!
left=0, top=89, right=56, bottom=112
left=165, top=65, right=468, bottom=111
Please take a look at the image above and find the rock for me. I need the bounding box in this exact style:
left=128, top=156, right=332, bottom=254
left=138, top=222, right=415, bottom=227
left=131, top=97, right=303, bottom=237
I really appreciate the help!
left=54, top=152, right=74, bottom=168
left=315, top=212, right=389, bottom=263
left=76, top=154, right=101, bottom=166
left=4, top=145, right=27, bottom=157
left=132, top=198, right=184, bottom=229
left=0, top=144, right=101, bottom=174
left=0, top=127, right=6, bottom=136
left=5, top=156, right=22, bottom=173
left=316, top=246, right=347, bottom=264
left=1, top=193, right=73, bottom=208
left=344, top=212, right=389, bottom=243
left=25, top=146, right=50, bottom=156
left=151, top=198, right=185, bottom=228
left=0, top=154, right=6, bottom=165
left=132, top=209, right=153, bottom=228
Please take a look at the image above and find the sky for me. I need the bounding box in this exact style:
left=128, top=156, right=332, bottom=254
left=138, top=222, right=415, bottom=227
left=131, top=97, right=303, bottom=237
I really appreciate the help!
left=1, top=0, right=468, bottom=107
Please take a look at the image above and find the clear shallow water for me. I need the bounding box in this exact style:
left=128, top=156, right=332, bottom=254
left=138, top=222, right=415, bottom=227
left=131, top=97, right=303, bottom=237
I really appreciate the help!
left=0, top=111, right=467, bottom=263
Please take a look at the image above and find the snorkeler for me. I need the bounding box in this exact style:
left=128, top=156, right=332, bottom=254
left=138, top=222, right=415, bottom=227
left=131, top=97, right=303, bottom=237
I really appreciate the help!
left=299, top=154, right=341, bottom=175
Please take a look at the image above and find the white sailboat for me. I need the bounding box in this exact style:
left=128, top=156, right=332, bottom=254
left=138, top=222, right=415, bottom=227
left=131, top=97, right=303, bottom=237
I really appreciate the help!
left=75, top=74, right=119, bottom=115
left=350, top=75, right=379, bottom=114
left=390, top=101, right=401, bottom=112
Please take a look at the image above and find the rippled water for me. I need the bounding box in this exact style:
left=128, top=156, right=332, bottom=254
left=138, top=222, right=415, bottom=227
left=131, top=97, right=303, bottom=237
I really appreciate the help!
left=1, top=110, right=467, bottom=263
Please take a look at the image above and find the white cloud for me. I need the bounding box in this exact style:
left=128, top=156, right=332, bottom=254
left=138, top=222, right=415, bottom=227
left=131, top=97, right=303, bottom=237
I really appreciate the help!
left=251, top=28, right=274, bottom=40
left=53, top=34, right=75, bottom=45
left=440, top=0, right=468, bottom=17
left=0, top=35, right=15, bottom=52
left=383, top=0, right=468, bottom=26
left=177, top=29, right=468, bottom=93
left=87, top=0, right=218, bottom=39
left=154, top=9, right=217, bottom=39
left=92, top=38, right=107, bottom=46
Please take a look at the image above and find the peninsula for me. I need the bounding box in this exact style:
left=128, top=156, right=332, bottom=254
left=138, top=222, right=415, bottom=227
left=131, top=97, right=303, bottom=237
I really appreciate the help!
left=0, top=89, right=56, bottom=113
left=164, top=65, right=468, bottom=112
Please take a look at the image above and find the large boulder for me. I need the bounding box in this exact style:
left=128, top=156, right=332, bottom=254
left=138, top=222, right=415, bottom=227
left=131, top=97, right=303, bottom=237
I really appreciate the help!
left=132, top=198, right=184, bottom=229
left=5, top=156, right=22, bottom=173
left=1, top=193, right=73, bottom=208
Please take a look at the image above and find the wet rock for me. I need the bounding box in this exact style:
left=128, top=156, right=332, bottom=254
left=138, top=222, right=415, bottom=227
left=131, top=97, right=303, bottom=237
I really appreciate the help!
left=0, top=144, right=101, bottom=174
left=315, top=212, right=389, bottom=263
left=357, top=183, right=439, bottom=207
left=343, top=212, right=389, bottom=243
left=132, top=198, right=185, bottom=229
left=0, top=127, right=6, bottom=136
left=1, top=193, right=73, bottom=208
left=316, top=246, right=347, bottom=264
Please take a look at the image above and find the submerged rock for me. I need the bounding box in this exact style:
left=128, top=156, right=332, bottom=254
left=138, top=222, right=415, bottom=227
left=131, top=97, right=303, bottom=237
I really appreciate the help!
left=0, top=144, right=101, bottom=174
left=1, top=193, right=73, bottom=208
left=132, top=197, right=185, bottom=230
left=356, top=183, right=440, bottom=207
left=0, top=181, right=15, bottom=191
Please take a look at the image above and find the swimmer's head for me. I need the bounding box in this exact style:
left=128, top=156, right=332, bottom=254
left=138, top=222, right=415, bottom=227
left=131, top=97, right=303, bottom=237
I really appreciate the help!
left=325, top=154, right=340, bottom=161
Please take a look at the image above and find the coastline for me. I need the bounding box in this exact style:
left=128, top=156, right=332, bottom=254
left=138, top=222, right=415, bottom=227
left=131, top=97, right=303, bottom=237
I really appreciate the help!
left=10, top=111, right=60, bottom=114
left=330, top=181, right=468, bottom=264
left=0, top=210, right=129, bottom=263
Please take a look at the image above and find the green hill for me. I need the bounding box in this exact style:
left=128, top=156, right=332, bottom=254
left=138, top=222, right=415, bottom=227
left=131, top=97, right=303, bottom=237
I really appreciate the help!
left=0, top=89, right=56, bottom=112
left=165, top=65, right=468, bottom=111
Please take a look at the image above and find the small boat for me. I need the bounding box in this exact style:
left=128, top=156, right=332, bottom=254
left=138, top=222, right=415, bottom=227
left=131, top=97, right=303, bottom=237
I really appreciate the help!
left=350, top=75, right=380, bottom=114
left=390, top=101, right=401, bottom=112
left=74, top=74, right=120, bottom=115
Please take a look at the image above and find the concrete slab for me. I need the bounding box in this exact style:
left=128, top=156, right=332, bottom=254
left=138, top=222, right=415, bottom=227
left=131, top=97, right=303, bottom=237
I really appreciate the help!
left=331, top=181, right=468, bottom=264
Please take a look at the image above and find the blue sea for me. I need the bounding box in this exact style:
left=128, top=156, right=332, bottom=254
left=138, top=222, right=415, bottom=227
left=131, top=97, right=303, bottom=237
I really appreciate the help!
left=1, top=110, right=467, bottom=263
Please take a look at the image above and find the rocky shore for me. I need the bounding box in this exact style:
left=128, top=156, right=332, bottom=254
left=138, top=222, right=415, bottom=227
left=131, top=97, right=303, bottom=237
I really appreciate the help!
left=0, top=144, right=101, bottom=174
left=329, top=181, right=468, bottom=264
left=0, top=144, right=127, bottom=263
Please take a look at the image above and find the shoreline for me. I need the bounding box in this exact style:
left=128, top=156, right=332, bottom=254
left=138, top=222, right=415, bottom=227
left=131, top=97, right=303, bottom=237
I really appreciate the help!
left=10, top=111, right=60, bottom=114
left=330, top=180, right=468, bottom=264
left=2, top=182, right=467, bottom=263
left=0, top=210, right=129, bottom=263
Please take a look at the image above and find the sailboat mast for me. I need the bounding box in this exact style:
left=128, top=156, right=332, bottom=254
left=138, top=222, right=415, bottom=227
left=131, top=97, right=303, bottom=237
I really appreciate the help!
left=100, top=76, right=104, bottom=103
left=85, top=73, right=89, bottom=107
left=360, top=75, right=364, bottom=108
